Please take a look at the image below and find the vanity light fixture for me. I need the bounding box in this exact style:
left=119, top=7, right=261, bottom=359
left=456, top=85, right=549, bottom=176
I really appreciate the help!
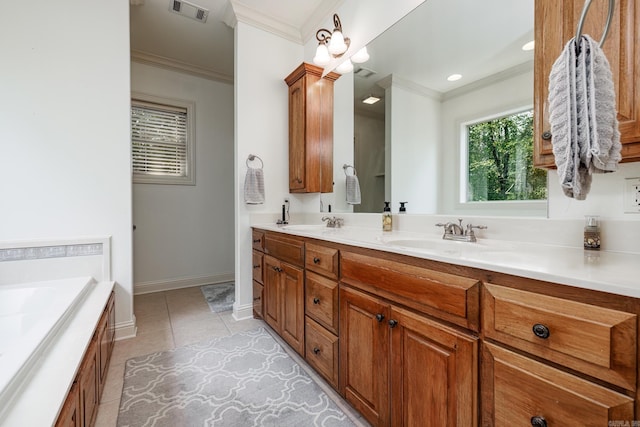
left=522, top=40, right=535, bottom=51
left=447, top=73, right=462, bottom=82
left=362, top=95, right=381, bottom=105
left=313, top=14, right=371, bottom=70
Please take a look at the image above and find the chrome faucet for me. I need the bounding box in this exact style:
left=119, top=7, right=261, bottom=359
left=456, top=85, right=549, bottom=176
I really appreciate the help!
left=322, top=216, right=344, bottom=228
left=435, top=219, right=487, bottom=242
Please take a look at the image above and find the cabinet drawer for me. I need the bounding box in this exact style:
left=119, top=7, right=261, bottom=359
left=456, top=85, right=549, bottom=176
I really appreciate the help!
left=483, top=283, right=637, bottom=391
left=305, top=270, right=339, bottom=335
left=252, top=250, right=263, bottom=284
left=305, top=316, right=339, bottom=389
left=482, top=343, right=634, bottom=426
left=340, top=251, right=480, bottom=330
left=252, top=230, right=264, bottom=251
left=305, top=242, right=338, bottom=279
left=264, top=232, right=304, bottom=267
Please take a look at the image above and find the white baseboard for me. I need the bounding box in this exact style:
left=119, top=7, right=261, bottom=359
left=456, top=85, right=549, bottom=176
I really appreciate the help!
left=115, top=317, right=137, bottom=340
left=134, top=273, right=234, bottom=295
left=233, top=302, right=254, bottom=321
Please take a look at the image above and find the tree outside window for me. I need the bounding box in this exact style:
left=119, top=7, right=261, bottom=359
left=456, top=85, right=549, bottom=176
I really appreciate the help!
left=466, top=110, right=546, bottom=202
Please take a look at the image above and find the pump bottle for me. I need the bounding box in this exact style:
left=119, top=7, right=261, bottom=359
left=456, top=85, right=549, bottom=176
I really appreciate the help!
left=382, top=201, right=392, bottom=231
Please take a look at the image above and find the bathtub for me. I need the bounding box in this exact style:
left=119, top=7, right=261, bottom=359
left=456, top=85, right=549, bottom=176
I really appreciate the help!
left=0, top=277, right=93, bottom=409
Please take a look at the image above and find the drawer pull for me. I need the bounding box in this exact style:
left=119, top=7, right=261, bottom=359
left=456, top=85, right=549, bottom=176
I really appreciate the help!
left=375, top=314, right=385, bottom=323
left=530, top=416, right=547, bottom=427
left=253, top=264, right=260, bottom=269
left=313, top=257, right=320, bottom=264
left=532, top=323, right=550, bottom=339
left=272, top=266, right=283, bottom=273
left=313, top=347, right=321, bottom=355
left=253, top=239, right=261, bottom=243
left=388, top=319, right=398, bottom=328
left=313, top=297, right=320, bottom=305
left=253, top=297, right=261, bottom=302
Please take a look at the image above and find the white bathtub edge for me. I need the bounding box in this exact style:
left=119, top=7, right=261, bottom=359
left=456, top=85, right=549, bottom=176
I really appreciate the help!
left=0, top=280, right=115, bottom=427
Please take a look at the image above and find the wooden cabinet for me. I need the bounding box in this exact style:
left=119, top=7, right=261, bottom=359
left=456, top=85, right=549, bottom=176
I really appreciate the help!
left=262, top=231, right=305, bottom=356
left=56, top=291, right=115, bottom=427
left=284, top=63, right=340, bottom=193
left=534, top=0, right=640, bottom=167
left=340, top=285, right=478, bottom=427
left=482, top=343, right=634, bottom=426
left=55, top=381, right=80, bottom=427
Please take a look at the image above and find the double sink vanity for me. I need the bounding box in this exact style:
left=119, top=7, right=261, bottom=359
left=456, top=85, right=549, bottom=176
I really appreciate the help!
left=251, top=221, right=640, bottom=426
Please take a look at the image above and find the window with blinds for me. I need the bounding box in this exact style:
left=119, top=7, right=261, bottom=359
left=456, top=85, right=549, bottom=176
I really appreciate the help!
left=131, top=94, right=195, bottom=185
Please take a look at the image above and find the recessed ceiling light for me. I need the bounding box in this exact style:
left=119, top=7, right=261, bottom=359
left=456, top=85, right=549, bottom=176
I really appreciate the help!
left=362, top=95, right=381, bottom=105
left=522, top=40, right=535, bottom=51
left=447, top=74, right=462, bottom=82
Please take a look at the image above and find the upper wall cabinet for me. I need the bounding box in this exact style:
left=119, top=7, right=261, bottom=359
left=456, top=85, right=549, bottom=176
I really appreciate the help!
left=285, top=63, right=340, bottom=193
left=534, top=0, right=640, bottom=168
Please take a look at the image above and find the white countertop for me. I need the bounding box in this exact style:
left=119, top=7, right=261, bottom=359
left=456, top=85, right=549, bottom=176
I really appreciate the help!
left=255, top=223, right=640, bottom=299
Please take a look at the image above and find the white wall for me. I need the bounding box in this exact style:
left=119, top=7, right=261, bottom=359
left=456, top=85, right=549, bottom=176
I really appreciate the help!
left=234, top=22, right=305, bottom=318
left=0, top=1, right=134, bottom=334
left=131, top=62, right=235, bottom=293
left=386, top=78, right=440, bottom=214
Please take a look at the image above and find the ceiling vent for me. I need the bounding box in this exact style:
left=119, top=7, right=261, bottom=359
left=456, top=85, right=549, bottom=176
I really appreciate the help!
left=354, top=66, right=377, bottom=79
left=170, top=0, right=209, bottom=23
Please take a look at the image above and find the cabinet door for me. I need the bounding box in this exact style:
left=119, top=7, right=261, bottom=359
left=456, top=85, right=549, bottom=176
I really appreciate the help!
left=339, top=286, right=390, bottom=427
left=288, top=76, right=307, bottom=191
left=98, top=310, right=109, bottom=400
left=79, top=336, right=99, bottom=427
left=280, top=262, right=305, bottom=356
left=252, top=280, right=264, bottom=319
left=534, top=0, right=640, bottom=167
left=55, top=381, right=80, bottom=427
left=390, top=306, right=478, bottom=427
left=263, top=255, right=282, bottom=332
left=482, top=342, right=634, bottom=426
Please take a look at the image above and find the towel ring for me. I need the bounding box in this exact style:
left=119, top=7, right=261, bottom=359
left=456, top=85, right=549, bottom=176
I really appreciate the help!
left=343, top=164, right=357, bottom=176
left=246, top=154, right=263, bottom=169
left=575, top=0, right=615, bottom=47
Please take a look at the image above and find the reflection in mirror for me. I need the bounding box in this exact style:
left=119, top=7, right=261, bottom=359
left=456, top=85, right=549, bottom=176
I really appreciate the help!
left=349, top=0, right=542, bottom=215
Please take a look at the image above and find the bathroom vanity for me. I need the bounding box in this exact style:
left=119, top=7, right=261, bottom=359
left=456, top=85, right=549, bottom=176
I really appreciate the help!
left=252, top=225, right=640, bottom=426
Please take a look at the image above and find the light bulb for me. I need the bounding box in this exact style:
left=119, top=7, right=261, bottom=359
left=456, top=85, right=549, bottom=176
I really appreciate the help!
left=313, top=43, right=331, bottom=66
left=351, top=46, right=369, bottom=63
left=328, top=30, right=347, bottom=55
left=335, top=59, right=353, bottom=74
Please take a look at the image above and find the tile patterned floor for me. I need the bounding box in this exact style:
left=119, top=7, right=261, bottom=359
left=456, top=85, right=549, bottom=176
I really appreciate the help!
left=94, top=286, right=368, bottom=426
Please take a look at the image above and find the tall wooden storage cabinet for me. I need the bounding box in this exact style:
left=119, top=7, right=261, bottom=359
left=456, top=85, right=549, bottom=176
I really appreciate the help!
left=284, top=63, right=340, bottom=193
left=534, top=0, right=640, bottom=168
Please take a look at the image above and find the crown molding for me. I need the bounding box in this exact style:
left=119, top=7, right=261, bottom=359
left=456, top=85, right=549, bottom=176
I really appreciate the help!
left=229, top=0, right=303, bottom=44
left=300, top=0, right=344, bottom=44
left=131, top=50, right=233, bottom=84
left=442, top=60, right=534, bottom=101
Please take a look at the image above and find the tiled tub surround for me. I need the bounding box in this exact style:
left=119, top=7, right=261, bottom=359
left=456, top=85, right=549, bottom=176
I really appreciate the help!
left=252, top=214, right=640, bottom=298
left=0, top=237, right=114, bottom=426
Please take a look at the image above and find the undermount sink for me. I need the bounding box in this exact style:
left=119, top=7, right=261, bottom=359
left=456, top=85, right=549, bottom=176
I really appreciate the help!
left=385, top=237, right=515, bottom=254
left=281, top=224, right=329, bottom=232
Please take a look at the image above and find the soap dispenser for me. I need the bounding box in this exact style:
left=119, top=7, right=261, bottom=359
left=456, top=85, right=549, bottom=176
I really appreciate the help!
left=382, top=202, right=392, bottom=231
left=399, top=202, right=408, bottom=214
left=584, top=215, right=601, bottom=250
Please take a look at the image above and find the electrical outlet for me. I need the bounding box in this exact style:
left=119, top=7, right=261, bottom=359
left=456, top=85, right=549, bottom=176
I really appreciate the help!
left=623, top=177, right=640, bottom=213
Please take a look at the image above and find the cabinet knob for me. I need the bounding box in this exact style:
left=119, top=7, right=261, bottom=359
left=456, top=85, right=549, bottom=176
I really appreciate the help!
left=313, top=347, right=321, bottom=355
left=253, top=297, right=261, bottom=302
left=313, top=257, right=320, bottom=264
left=253, top=264, right=260, bottom=269
left=272, top=266, right=282, bottom=273
left=532, top=323, right=550, bottom=339
left=313, top=297, right=320, bottom=305
left=375, top=314, right=385, bottom=322
left=541, top=131, right=552, bottom=141
left=388, top=319, right=398, bottom=328
left=295, top=177, right=303, bottom=184
left=530, top=416, right=547, bottom=427
left=253, top=239, right=261, bottom=243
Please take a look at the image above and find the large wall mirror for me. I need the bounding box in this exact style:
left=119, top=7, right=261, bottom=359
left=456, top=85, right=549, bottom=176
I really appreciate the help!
left=342, top=0, right=544, bottom=216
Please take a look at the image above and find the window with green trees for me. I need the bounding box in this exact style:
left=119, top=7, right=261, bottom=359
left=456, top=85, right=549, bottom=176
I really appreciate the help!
left=465, top=110, right=547, bottom=202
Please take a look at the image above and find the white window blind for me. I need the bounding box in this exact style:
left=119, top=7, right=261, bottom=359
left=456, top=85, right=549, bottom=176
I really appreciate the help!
left=131, top=94, right=195, bottom=185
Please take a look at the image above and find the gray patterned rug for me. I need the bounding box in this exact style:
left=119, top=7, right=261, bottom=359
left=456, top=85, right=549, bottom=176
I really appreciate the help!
left=117, top=328, right=356, bottom=427
left=201, top=282, right=234, bottom=313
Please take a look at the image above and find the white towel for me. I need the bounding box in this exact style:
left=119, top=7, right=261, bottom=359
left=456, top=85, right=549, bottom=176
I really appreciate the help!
left=548, top=35, right=621, bottom=200
left=346, top=174, right=361, bottom=205
left=244, top=167, right=265, bottom=204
